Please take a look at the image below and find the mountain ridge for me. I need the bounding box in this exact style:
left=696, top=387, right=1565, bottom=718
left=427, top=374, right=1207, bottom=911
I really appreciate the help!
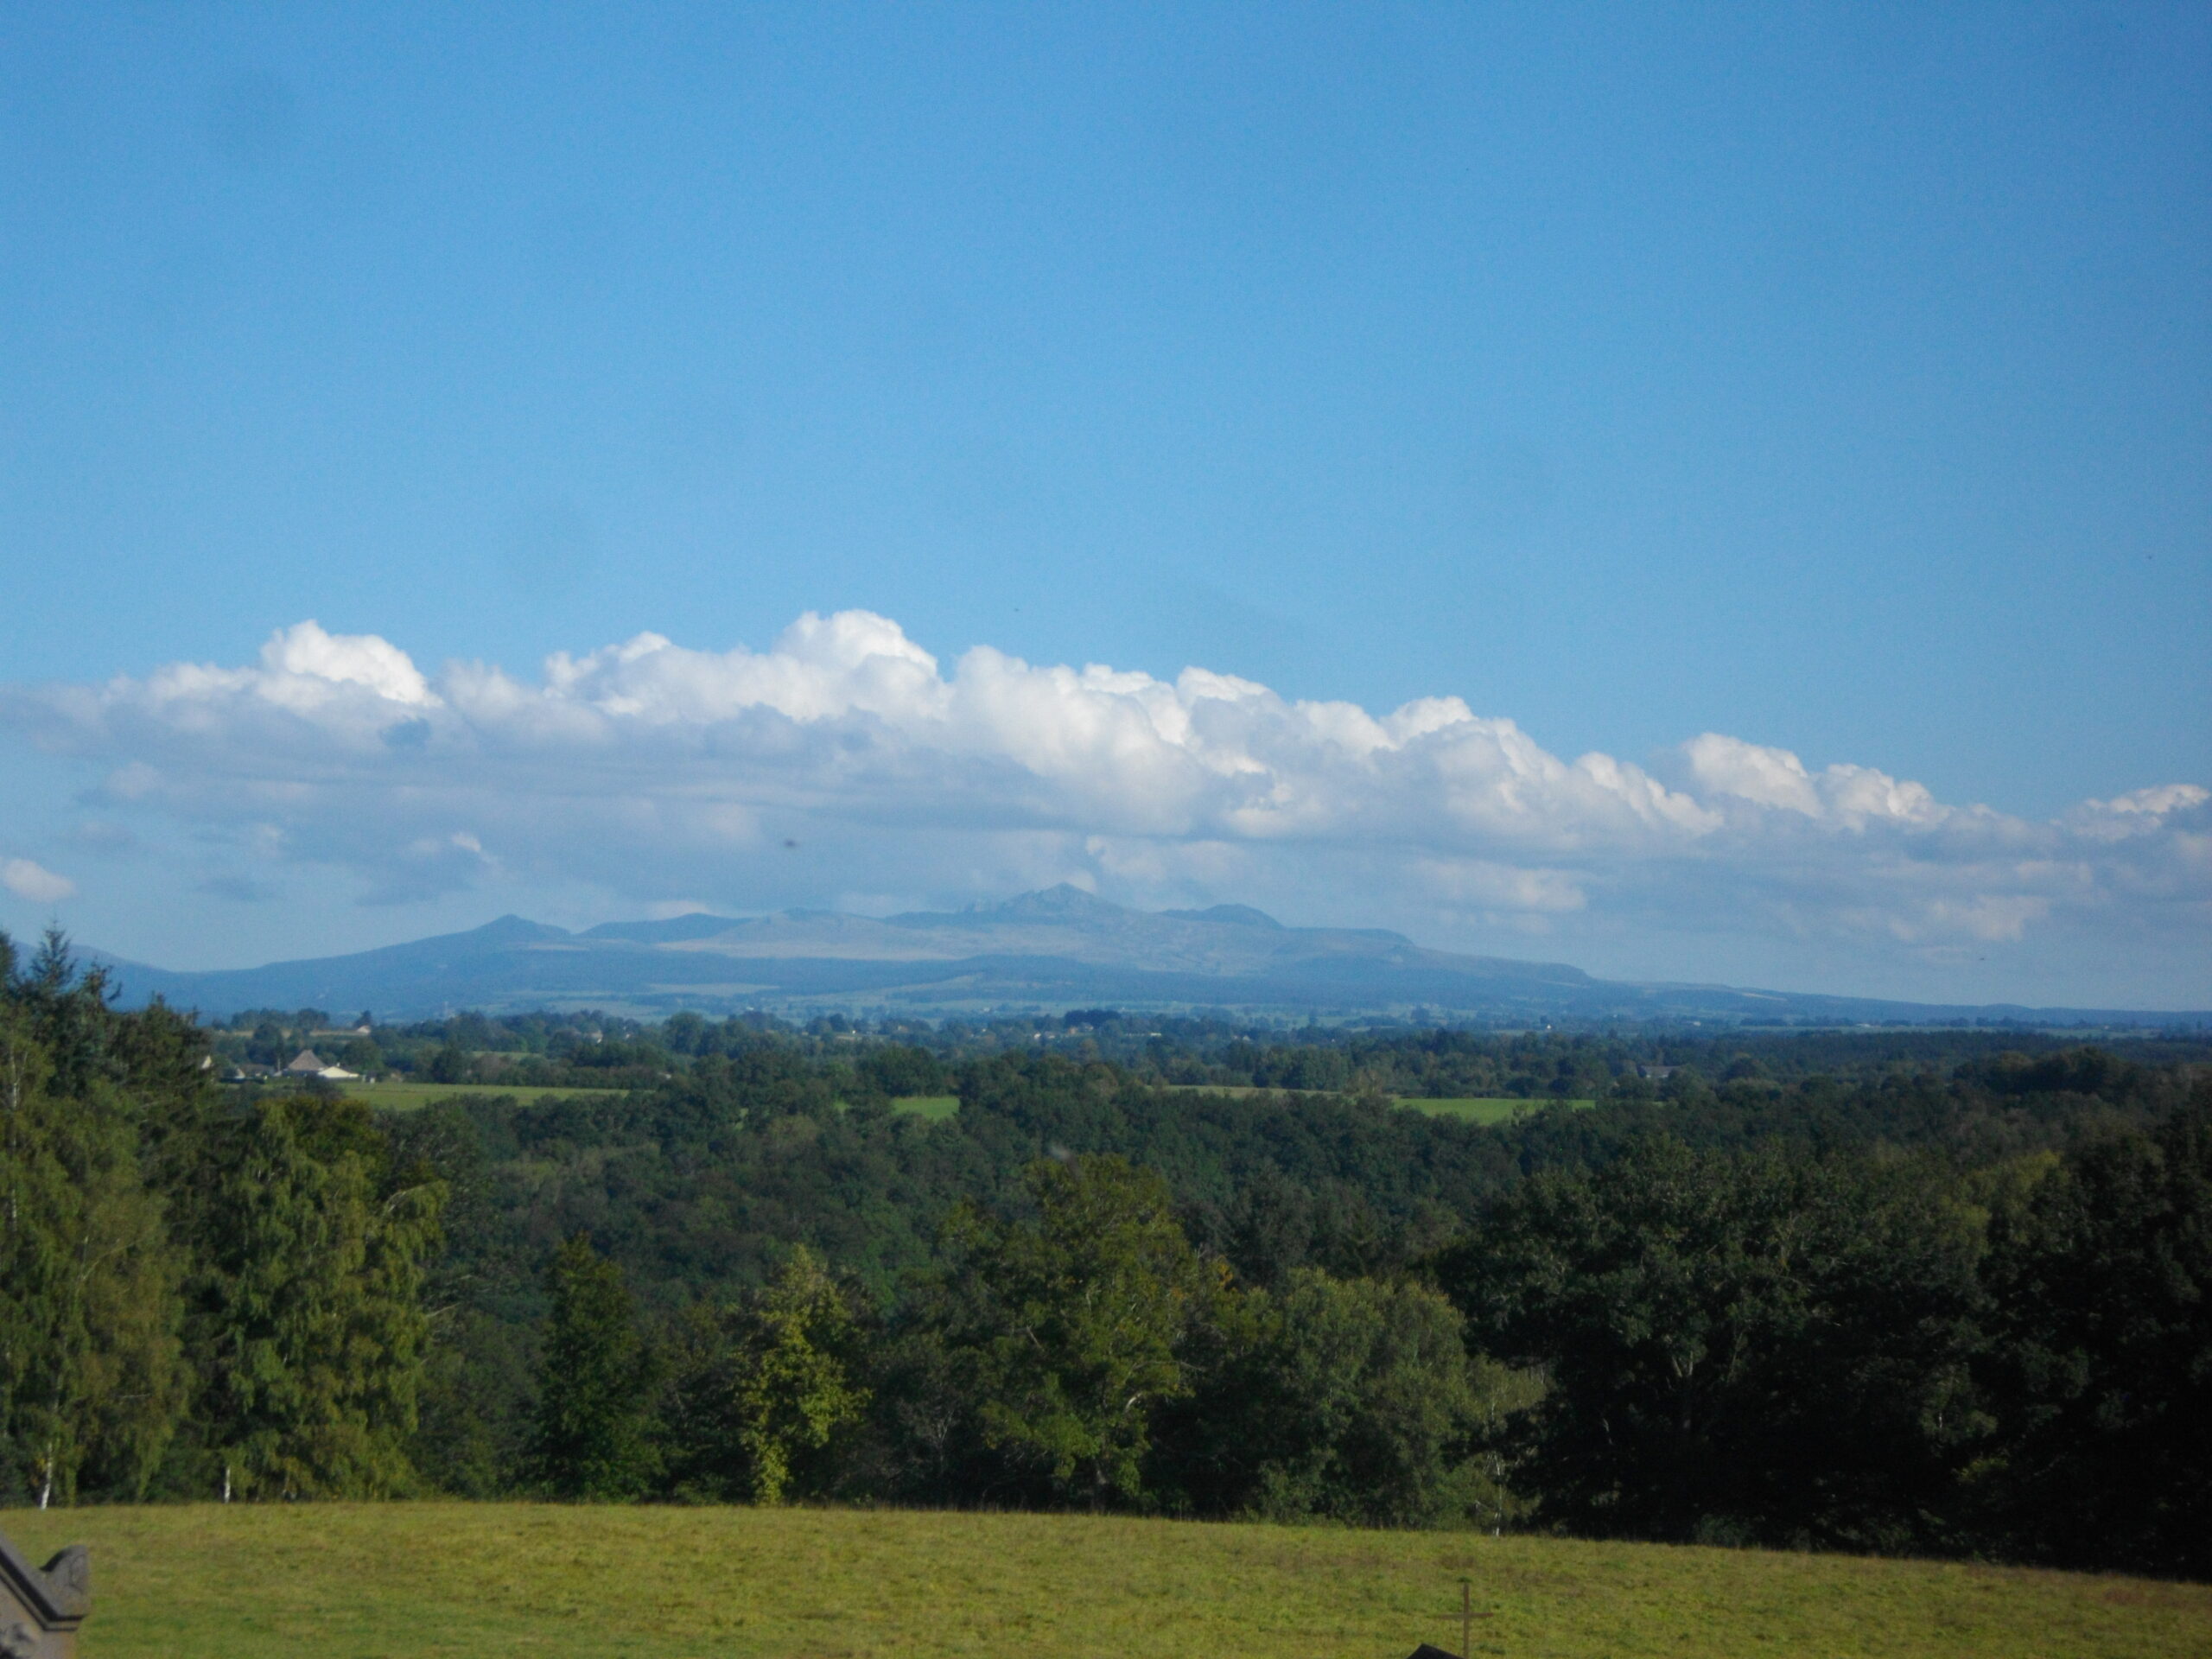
left=77, top=885, right=2206, bottom=1027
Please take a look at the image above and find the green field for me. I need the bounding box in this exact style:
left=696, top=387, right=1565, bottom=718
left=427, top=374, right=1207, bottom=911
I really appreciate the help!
left=338, top=1080, right=628, bottom=1110
left=3, top=1503, right=2200, bottom=1659
left=889, top=1094, right=962, bottom=1120
left=1396, top=1096, right=1594, bottom=1124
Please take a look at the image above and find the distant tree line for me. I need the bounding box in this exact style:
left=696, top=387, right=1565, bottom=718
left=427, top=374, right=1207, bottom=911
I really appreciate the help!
left=6, top=931, right=2208, bottom=1581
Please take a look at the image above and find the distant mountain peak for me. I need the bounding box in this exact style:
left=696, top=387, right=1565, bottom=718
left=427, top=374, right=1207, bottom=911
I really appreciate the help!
left=977, top=884, right=1127, bottom=919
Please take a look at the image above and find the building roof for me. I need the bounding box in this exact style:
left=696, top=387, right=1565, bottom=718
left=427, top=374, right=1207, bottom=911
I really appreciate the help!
left=0, top=1530, right=90, bottom=1628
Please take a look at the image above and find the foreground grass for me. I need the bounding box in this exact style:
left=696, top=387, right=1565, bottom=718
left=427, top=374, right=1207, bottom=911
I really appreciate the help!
left=7, top=1504, right=2202, bottom=1659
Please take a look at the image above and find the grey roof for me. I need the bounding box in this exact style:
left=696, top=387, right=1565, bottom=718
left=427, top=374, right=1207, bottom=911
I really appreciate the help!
left=0, top=1530, right=89, bottom=1628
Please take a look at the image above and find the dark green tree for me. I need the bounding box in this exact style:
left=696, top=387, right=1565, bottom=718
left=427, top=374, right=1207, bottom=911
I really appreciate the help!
left=859, top=1045, right=946, bottom=1100
left=1158, top=1267, right=1484, bottom=1525
left=175, top=1094, right=443, bottom=1499
left=1979, top=1090, right=2212, bottom=1576
left=0, top=996, right=186, bottom=1505
left=530, top=1233, right=658, bottom=1499
left=1433, top=1135, right=1990, bottom=1549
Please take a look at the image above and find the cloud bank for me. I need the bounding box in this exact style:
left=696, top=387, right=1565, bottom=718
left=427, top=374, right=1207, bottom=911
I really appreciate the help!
left=6, top=614, right=2207, bottom=1001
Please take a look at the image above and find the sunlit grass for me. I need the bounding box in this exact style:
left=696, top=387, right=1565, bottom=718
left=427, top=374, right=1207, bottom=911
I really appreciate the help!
left=7, top=1503, right=2201, bottom=1659
left=889, top=1095, right=962, bottom=1120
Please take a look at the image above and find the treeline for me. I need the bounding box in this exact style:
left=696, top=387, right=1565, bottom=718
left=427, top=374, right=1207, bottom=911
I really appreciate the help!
left=212, top=999, right=2209, bottom=1104
left=0, top=932, right=441, bottom=1506
left=6, top=934, right=2209, bottom=1581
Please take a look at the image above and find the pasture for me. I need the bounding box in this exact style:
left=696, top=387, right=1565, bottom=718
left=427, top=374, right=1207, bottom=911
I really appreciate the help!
left=6, top=1503, right=2200, bottom=1659
left=889, top=1094, right=963, bottom=1120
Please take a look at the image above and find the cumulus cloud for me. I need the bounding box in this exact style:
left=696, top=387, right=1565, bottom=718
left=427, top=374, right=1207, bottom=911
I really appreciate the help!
left=3, top=613, right=2206, bottom=995
left=2, top=858, right=77, bottom=904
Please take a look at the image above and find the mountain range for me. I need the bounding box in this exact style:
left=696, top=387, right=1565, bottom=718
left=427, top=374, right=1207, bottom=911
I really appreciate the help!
left=86, top=886, right=2205, bottom=1028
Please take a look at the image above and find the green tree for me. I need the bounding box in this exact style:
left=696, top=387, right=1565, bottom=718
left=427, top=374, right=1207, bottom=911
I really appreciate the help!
left=935, top=1154, right=1206, bottom=1507
left=1979, top=1090, right=2212, bottom=1577
left=530, top=1233, right=658, bottom=1499
left=664, top=1247, right=868, bottom=1503
left=859, top=1045, right=946, bottom=1100
left=1157, top=1268, right=1484, bottom=1525
left=336, top=1038, right=383, bottom=1075
left=175, top=1094, right=444, bottom=1499
left=0, top=997, right=186, bottom=1505
left=1434, top=1135, right=1989, bottom=1549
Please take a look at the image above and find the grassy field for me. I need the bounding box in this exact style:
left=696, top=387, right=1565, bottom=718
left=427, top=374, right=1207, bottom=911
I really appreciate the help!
left=339, top=1080, right=628, bottom=1110
left=4, top=1504, right=2200, bottom=1659
left=889, top=1095, right=962, bottom=1121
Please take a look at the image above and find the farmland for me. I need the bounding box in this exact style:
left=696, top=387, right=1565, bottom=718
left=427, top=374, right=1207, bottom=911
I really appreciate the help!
left=8, top=1503, right=2203, bottom=1659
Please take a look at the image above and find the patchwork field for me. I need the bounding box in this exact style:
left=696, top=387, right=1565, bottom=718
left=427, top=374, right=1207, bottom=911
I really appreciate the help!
left=5, top=1503, right=2201, bottom=1659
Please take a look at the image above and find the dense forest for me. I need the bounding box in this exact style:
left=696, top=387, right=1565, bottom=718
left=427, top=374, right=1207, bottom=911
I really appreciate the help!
left=5, top=929, right=2208, bottom=1580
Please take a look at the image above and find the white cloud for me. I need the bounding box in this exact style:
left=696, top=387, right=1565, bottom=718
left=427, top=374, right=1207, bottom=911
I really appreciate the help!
left=2, top=859, right=77, bottom=904
left=3, top=613, right=2206, bottom=998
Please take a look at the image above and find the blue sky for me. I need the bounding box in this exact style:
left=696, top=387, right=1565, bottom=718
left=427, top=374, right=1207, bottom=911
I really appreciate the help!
left=2, top=3, right=2206, bottom=1007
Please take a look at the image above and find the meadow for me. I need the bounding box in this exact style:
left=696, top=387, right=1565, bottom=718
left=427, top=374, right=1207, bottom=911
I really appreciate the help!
left=6, top=1503, right=2202, bottom=1659
left=888, top=1094, right=963, bottom=1120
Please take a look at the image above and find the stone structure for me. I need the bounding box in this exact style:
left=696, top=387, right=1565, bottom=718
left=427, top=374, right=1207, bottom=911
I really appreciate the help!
left=0, top=1532, right=88, bottom=1659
